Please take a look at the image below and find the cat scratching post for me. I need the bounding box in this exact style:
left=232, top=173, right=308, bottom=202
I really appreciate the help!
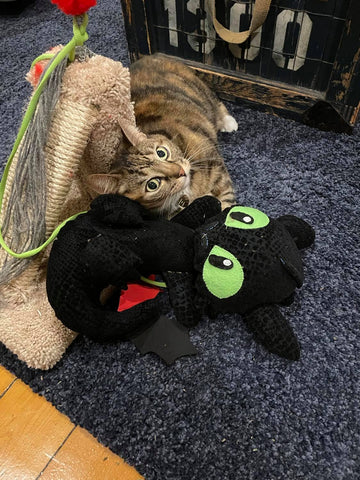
left=0, top=98, right=96, bottom=369
left=0, top=45, right=141, bottom=369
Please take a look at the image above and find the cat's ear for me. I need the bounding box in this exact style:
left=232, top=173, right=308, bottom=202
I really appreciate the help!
left=85, top=173, right=127, bottom=195
left=118, top=119, right=147, bottom=147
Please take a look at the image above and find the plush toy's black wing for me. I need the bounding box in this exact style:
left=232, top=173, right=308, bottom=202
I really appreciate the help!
left=131, top=315, right=198, bottom=365
left=242, top=304, right=301, bottom=360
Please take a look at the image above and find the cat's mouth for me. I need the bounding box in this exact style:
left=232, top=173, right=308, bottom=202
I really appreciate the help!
left=181, top=173, right=190, bottom=189
left=180, top=164, right=191, bottom=189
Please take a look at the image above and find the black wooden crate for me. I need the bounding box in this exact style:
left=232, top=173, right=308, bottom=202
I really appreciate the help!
left=120, top=0, right=360, bottom=133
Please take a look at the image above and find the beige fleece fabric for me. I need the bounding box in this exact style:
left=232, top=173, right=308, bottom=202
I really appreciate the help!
left=0, top=51, right=141, bottom=369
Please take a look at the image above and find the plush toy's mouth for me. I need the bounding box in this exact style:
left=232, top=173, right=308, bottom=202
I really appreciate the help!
left=118, top=277, right=163, bottom=312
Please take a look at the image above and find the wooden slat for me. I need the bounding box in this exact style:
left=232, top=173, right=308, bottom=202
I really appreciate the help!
left=41, top=426, right=144, bottom=480
left=190, top=62, right=324, bottom=120
left=120, top=0, right=152, bottom=62
left=0, top=377, right=75, bottom=479
left=0, top=365, right=16, bottom=396
left=326, top=0, right=360, bottom=112
left=0, top=369, right=144, bottom=479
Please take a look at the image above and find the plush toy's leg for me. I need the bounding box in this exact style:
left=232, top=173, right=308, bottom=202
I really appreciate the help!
left=89, top=194, right=148, bottom=228
left=171, top=196, right=222, bottom=229
left=162, top=271, right=201, bottom=327
left=242, top=304, right=301, bottom=360
left=277, top=215, right=315, bottom=250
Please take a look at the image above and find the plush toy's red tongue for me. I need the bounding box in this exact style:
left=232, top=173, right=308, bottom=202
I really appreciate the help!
left=118, top=276, right=162, bottom=312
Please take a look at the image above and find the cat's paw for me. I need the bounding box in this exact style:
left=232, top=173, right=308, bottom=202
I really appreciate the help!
left=220, top=114, right=238, bottom=133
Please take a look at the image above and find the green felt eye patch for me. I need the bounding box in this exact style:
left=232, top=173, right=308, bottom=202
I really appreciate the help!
left=202, top=245, right=244, bottom=299
left=225, top=206, right=269, bottom=230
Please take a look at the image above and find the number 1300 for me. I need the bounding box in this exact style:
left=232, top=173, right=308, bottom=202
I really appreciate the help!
left=163, top=0, right=312, bottom=71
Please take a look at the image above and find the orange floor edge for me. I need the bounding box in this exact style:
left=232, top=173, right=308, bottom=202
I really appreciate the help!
left=0, top=365, right=144, bottom=480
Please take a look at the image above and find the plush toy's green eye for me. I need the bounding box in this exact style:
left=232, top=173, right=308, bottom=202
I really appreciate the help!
left=225, top=206, right=269, bottom=230
left=202, top=245, right=244, bottom=299
left=146, top=178, right=161, bottom=191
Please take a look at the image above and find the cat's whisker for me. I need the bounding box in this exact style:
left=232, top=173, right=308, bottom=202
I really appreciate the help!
left=182, top=127, right=205, bottom=159
left=183, top=137, right=212, bottom=159
left=185, top=144, right=218, bottom=163
left=190, top=157, right=224, bottom=168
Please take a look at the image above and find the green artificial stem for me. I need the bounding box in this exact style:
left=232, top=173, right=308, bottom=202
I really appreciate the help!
left=30, top=53, right=56, bottom=68
left=0, top=14, right=89, bottom=259
left=70, top=14, right=89, bottom=61
left=140, top=276, right=167, bottom=289
left=0, top=211, right=86, bottom=258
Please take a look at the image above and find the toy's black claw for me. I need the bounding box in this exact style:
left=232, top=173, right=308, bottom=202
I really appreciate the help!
left=171, top=195, right=221, bottom=229
left=243, top=304, right=301, bottom=360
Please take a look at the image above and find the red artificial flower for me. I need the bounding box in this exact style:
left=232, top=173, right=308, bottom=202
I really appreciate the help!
left=51, top=0, right=97, bottom=15
left=34, top=63, right=45, bottom=85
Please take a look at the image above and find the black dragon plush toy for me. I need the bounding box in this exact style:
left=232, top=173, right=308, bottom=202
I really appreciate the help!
left=46, top=194, right=315, bottom=362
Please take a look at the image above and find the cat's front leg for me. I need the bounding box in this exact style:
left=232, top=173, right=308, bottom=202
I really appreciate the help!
left=216, top=103, right=238, bottom=133
left=220, top=198, right=237, bottom=210
left=210, top=186, right=237, bottom=210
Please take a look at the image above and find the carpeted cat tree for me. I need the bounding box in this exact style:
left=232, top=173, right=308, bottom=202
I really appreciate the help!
left=0, top=0, right=145, bottom=369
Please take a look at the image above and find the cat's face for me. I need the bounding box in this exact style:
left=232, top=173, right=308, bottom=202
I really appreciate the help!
left=86, top=135, right=191, bottom=216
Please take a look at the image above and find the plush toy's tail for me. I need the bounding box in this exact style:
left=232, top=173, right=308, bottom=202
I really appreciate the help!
left=60, top=294, right=162, bottom=343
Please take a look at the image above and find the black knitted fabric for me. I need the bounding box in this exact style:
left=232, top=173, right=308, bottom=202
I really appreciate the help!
left=46, top=194, right=197, bottom=341
left=47, top=195, right=314, bottom=359
left=194, top=209, right=315, bottom=317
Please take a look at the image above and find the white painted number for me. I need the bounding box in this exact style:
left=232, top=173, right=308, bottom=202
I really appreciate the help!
left=272, top=10, right=312, bottom=71
left=229, top=2, right=262, bottom=60
left=163, top=2, right=313, bottom=70
left=164, top=0, right=178, bottom=47
left=186, top=0, right=216, bottom=54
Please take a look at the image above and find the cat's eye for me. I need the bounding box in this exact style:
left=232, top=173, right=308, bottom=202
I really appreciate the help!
left=146, top=178, right=161, bottom=191
left=156, top=146, right=169, bottom=159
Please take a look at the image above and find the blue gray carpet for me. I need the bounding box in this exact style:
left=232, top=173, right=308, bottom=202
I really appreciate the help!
left=1, top=1, right=359, bottom=479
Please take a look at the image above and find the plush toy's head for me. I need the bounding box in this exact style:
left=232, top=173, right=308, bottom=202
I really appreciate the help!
left=192, top=204, right=315, bottom=360
left=194, top=205, right=304, bottom=314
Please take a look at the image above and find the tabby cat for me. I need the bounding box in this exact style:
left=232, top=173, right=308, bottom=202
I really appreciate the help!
left=86, top=54, right=238, bottom=218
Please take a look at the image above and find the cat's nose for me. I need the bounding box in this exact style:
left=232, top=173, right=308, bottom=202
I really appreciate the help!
left=178, top=167, right=186, bottom=177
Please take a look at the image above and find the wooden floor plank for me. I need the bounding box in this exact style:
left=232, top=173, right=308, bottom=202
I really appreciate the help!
left=41, top=426, right=144, bottom=480
left=0, top=377, right=75, bottom=479
left=0, top=366, right=16, bottom=396
left=0, top=368, right=144, bottom=480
